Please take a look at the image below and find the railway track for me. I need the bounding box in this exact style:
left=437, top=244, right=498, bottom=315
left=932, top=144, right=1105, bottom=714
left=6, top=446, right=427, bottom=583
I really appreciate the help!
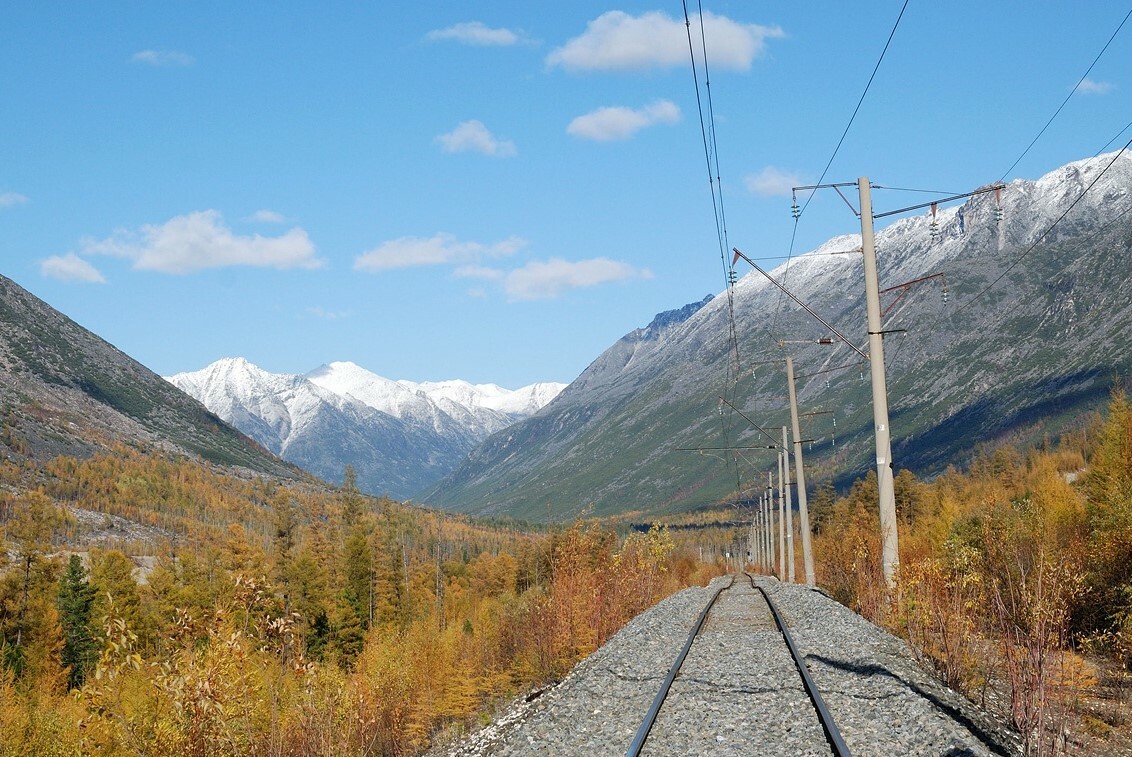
left=627, top=573, right=850, bottom=756
left=436, top=574, right=1019, bottom=756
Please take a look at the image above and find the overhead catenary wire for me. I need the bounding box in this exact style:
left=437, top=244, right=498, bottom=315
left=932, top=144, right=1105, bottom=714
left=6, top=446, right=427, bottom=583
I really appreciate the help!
left=771, top=0, right=911, bottom=339
left=795, top=361, right=869, bottom=381
left=1097, top=117, right=1132, bottom=154
left=684, top=0, right=746, bottom=502
left=734, top=247, right=869, bottom=361
left=693, top=4, right=1131, bottom=515
left=684, top=0, right=739, bottom=368
left=717, top=395, right=785, bottom=451
left=999, top=6, right=1132, bottom=182
left=952, top=139, right=1132, bottom=319
left=882, top=133, right=1132, bottom=375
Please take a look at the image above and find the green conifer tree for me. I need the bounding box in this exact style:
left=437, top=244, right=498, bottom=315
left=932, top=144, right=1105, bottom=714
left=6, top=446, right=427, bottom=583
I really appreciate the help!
left=57, top=554, right=97, bottom=689
left=342, top=528, right=373, bottom=627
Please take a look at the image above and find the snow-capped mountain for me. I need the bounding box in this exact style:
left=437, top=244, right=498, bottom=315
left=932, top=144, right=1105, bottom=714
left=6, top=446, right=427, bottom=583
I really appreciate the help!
left=165, top=359, right=564, bottom=498
left=425, top=150, right=1132, bottom=520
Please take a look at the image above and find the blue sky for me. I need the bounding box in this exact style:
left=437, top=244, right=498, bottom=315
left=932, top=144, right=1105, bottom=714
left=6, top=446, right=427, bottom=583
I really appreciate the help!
left=3, top=2, right=1130, bottom=387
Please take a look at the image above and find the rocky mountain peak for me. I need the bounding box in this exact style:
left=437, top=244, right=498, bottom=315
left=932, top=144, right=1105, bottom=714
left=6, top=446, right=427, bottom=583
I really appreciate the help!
left=641, top=295, right=714, bottom=340
left=167, top=357, right=563, bottom=498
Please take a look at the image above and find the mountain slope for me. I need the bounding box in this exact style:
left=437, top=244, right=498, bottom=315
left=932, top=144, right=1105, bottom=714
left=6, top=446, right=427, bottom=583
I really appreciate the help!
left=423, top=152, right=1132, bottom=520
left=0, top=274, right=295, bottom=477
left=167, top=359, right=564, bottom=499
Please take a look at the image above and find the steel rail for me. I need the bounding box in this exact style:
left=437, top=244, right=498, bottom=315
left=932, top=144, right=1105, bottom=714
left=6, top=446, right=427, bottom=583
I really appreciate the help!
left=625, top=574, right=735, bottom=757
left=627, top=574, right=851, bottom=757
left=749, top=575, right=852, bottom=757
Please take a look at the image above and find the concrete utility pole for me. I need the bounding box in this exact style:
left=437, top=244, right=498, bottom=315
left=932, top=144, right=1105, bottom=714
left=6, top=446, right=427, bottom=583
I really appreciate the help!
left=859, top=176, right=900, bottom=588
left=786, top=358, right=816, bottom=586
left=761, top=494, right=770, bottom=572
left=782, top=427, right=796, bottom=583
left=777, top=450, right=786, bottom=580
left=748, top=509, right=757, bottom=571
left=759, top=498, right=767, bottom=571
left=753, top=498, right=762, bottom=571
left=761, top=493, right=769, bottom=572
left=766, top=472, right=775, bottom=573
left=756, top=493, right=765, bottom=570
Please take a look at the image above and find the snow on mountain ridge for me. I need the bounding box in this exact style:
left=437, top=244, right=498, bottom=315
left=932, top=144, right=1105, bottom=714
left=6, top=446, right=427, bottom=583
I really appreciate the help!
left=720, top=151, right=1132, bottom=316
left=412, top=378, right=568, bottom=416
left=306, top=361, right=439, bottom=425
left=166, top=357, right=360, bottom=455
left=303, top=361, right=565, bottom=436
left=169, top=358, right=564, bottom=448
left=166, top=357, right=564, bottom=497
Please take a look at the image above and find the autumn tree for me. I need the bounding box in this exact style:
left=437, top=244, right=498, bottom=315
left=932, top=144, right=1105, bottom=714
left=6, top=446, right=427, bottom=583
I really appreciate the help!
left=89, top=549, right=150, bottom=652
left=371, top=503, right=406, bottom=629
left=0, top=490, right=66, bottom=684
left=342, top=526, right=373, bottom=629
left=1081, top=388, right=1132, bottom=655
left=807, top=481, right=837, bottom=535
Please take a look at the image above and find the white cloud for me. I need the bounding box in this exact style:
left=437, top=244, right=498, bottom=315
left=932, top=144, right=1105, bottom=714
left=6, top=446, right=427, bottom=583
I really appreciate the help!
left=1078, top=78, right=1113, bottom=95
left=454, top=264, right=505, bottom=281
left=436, top=120, right=517, bottom=156
left=744, top=166, right=802, bottom=197
left=503, top=258, right=652, bottom=301
left=547, top=10, right=783, bottom=72
left=427, top=21, right=524, bottom=46
left=0, top=192, right=28, bottom=207
left=567, top=100, right=680, bottom=141
left=82, top=209, right=321, bottom=274
left=131, top=49, right=195, bottom=67
left=305, top=306, right=350, bottom=320
left=356, top=236, right=647, bottom=300
left=248, top=209, right=286, bottom=223
left=354, top=233, right=525, bottom=272
left=40, top=253, right=106, bottom=284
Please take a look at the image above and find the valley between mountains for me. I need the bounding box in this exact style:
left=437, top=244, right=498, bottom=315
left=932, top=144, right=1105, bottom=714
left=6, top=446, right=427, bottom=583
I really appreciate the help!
left=3, top=149, right=1132, bottom=756
left=146, top=151, right=1132, bottom=521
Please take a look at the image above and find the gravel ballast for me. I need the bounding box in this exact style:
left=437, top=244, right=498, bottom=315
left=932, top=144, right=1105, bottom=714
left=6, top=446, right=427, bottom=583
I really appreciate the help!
left=431, top=575, right=1020, bottom=756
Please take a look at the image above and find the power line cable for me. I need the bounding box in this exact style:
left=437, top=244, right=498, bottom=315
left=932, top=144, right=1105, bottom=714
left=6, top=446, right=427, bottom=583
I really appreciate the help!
left=999, top=6, right=1132, bottom=181
left=872, top=185, right=959, bottom=195
left=682, top=0, right=738, bottom=376
left=953, top=140, right=1131, bottom=319
left=882, top=16, right=1132, bottom=374
left=1097, top=117, right=1132, bottom=155
left=878, top=121, right=1132, bottom=387
left=770, top=0, right=910, bottom=339
left=684, top=0, right=745, bottom=497
left=802, top=0, right=910, bottom=219
left=696, top=0, right=743, bottom=380
left=778, top=8, right=1128, bottom=389
left=880, top=140, right=1131, bottom=377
